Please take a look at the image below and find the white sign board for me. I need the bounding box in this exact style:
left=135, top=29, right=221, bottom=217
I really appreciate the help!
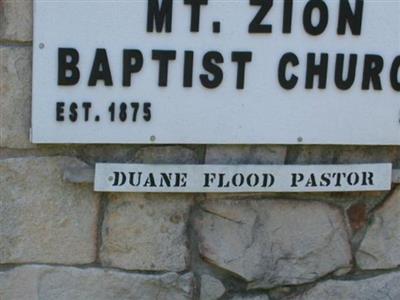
left=32, top=0, right=400, bottom=144
left=94, top=163, right=392, bottom=193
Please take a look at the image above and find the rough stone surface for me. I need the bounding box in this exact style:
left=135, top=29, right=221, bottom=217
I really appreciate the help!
left=78, top=145, right=139, bottom=164
left=0, top=0, right=32, bottom=41
left=230, top=295, right=270, bottom=300
left=286, top=146, right=400, bottom=167
left=0, top=265, right=193, bottom=300
left=0, top=156, right=99, bottom=264
left=290, top=271, right=400, bottom=300
left=285, top=146, right=336, bottom=164
left=101, top=193, right=192, bottom=271
left=200, top=274, right=225, bottom=300
left=195, top=200, right=351, bottom=289
left=356, top=187, right=400, bottom=269
left=205, top=145, right=287, bottom=164
left=134, top=146, right=199, bottom=164
left=335, top=146, right=400, bottom=168
left=0, top=46, right=32, bottom=148
left=347, top=203, right=368, bottom=231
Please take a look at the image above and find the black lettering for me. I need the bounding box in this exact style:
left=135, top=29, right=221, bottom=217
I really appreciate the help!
left=123, top=50, right=143, bottom=87
left=362, top=172, right=374, bottom=186
left=303, top=0, right=329, bottom=36
left=390, top=56, right=400, bottom=91
left=218, top=173, right=230, bottom=188
left=320, top=173, right=331, bottom=187
left=362, top=54, right=383, bottom=90
left=347, top=172, right=360, bottom=186
left=337, top=0, right=364, bottom=35
left=143, top=102, right=152, bottom=121
left=144, top=173, right=157, bottom=187
left=184, top=0, right=208, bottom=32
left=333, top=172, right=347, bottom=187
left=69, top=103, right=78, bottom=122
left=262, top=173, right=275, bottom=187
left=152, top=50, right=176, bottom=87
left=88, top=49, right=113, bottom=86
left=232, top=173, right=245, bottom=187
left=246, top=174, right=260, bottom=187
left=183, top=51, right=194, bottom=87
left=200, top=51, right=224, bottom=89
left=291, top=173, right=304, bottom=187
left=58, top=48, right=80, bottom=86
left=306, top=53, right=328, bottom=89
left=335, top=53, right=357, bottom=90
left=213, top=22, right=221, bottom=33
left=175, top=173, right=187, bottom=187
left=56, top=102, right=65, bottom=121
left=160, top=173, right=172, bottom=187
left=231, top=51, right=252, bottom=89
left=249, top=0, right=273, bottom=33
left=203, top=173, right=217, bottom=187
left=129, top=172, right=142, bottom=186
left=282, top=0, right=293, bottom=33
left=113, top=172, right=126, bottom=186
left=305, top=174, right=317, bottom=187
left=147, top=0, right=173, bottom=32
left=278, top=52, right=299, bottom=89
left=82, top=102, right=91, bottom=121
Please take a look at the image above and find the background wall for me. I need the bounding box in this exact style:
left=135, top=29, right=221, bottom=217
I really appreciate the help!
left=1, top=1, right=400, bottom=299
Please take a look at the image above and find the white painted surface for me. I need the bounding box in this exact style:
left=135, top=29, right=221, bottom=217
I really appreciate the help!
left=94, top=163, right=392, bottom=193
left=32, top=0, right=400, bottom=144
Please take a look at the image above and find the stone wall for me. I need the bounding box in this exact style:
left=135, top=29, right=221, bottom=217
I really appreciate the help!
left=1, top=1, right=399, bottom=299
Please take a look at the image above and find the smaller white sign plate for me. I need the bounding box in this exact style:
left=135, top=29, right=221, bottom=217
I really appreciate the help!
left=94, top=163, right=392, bottom=193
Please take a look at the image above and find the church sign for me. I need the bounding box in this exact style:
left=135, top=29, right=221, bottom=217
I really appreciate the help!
left=32, top=0, right=400, bottom=144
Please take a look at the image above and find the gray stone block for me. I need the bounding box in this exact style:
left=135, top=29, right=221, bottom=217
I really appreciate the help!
left=100, top=193, right=192, bottom=271
left=291, top=271, right=400, bottom=300
left=200, top=274, right=225, bottom=300
left=0, top=46, right=32, bottom=148
left=134, top=146, right=199, bottom=164
left=335, top=146, right=400, bottom=166
left=231, top=295, right=270, bottom=300
left=0, top=265, right=193, bottom=300
left=195, top=199, right=351, bottom=289
left=0, top=157, right=99, bottom=264
left=356, top=186, right=400, bottom=269
left=0, top=0, right=32, bottom=41
left=205, top=145, right=287, bottom=165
